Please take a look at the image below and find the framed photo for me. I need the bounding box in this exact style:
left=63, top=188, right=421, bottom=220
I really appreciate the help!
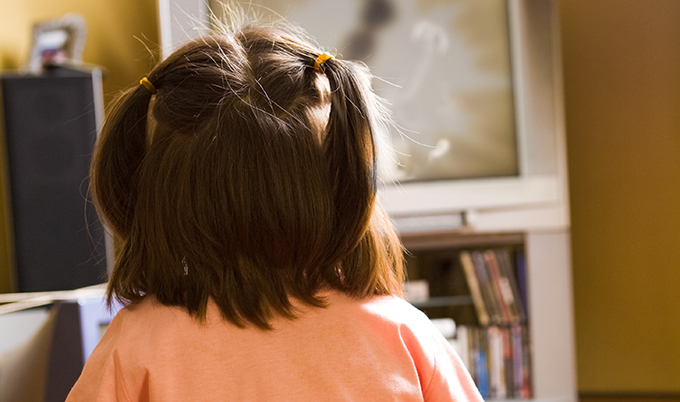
left=27, top=14, right=87, bottom=72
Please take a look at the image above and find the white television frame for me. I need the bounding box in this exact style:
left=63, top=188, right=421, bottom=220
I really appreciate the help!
left=157, top=0, right=210, bottom=58
left=379, top=0, right=569, bottom=234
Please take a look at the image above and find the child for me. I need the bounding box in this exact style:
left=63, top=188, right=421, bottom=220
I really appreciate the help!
left=66, top=20, right=483, bottom=402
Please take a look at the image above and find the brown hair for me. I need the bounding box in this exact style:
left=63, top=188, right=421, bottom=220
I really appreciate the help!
left=91, top=24, right=404, bottom=329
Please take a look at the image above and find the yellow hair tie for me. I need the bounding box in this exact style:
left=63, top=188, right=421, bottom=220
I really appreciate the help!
left=314, top=52, right=334, bottom=72
left=140, top=77, right=157, bottom=94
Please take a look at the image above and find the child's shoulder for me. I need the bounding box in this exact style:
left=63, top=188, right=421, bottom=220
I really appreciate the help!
left=321, top=291, right=448, bottom=361
left=325, top=291, right=433, bottom=330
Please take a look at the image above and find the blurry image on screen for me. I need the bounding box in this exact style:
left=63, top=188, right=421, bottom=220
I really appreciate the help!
left=240, top=0, right=518, bottom=182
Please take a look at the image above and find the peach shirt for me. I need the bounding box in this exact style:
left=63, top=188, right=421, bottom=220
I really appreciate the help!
left=66, top=291, right=483, bottom=401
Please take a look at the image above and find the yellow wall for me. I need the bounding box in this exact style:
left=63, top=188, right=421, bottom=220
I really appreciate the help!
left=0, top=0, right=159, bottom=292
left=561, top=0, right=680, bottom=393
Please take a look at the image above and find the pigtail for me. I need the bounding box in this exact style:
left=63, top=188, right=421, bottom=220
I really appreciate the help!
left=319, top=59, right=378, bottom=266
left=317, top=56, right=404, bottom=297
left=90, top=83, right=153, bottom=239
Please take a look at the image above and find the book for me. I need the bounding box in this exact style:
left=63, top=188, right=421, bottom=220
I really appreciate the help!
left=470, top=251, right=504, bottom=325
left=484, top=250, right=515, bottom=324
left=512, top=325, right=525, bottom=398
left=459, top=251, right=490, bottom=326
left=515, top=249, right=529, bottom=321
left=455, top=325, right=471, bottom=371
left=490, top=249, right=527, bottom=324
left=487, top=326, right=506, bottom=399
left=502, top=327, right=515, bottom=398
left=468, top=327, right=478, bottom=385
left=497, top=248, right=527, bottom=323
left=472, top=327, right=489, bottom=398
left=520, top=325, right=533, bottom=399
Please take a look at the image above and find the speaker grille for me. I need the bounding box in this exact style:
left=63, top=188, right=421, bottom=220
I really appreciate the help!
left=1, top=68, right=108, bottom=292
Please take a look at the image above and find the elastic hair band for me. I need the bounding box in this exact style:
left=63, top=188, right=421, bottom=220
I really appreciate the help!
left=140, top=77, right=157, bottom=94
left=314, top=52, right=334, bottom=72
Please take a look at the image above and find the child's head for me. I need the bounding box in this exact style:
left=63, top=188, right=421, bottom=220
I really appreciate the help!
left=92, top=23, right=404, bottom=329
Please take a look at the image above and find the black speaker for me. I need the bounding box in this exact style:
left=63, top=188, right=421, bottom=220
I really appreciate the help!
left=1, top=67, right=108, bottom=292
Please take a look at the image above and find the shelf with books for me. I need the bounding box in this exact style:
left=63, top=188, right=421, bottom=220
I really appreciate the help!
left=400, top=230, right=576, bottom=402
left=402, top=232, right=532, bottom=400
left=403, top=233, right=526, bottom=325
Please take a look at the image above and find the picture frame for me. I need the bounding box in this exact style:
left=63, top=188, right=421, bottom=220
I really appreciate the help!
left=27, top=14, right=87, bottom=72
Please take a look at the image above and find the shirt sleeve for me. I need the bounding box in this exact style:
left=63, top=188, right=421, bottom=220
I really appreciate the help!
left=400, top=309, right=484, bottom=402
left=422, top=330, right=484, bottom=402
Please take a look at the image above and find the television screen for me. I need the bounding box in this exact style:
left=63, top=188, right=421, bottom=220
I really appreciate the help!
left=243, top=0, right=518, bottom=182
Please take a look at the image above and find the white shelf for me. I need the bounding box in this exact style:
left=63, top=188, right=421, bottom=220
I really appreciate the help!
left=401, top=230, right=577, bottom=402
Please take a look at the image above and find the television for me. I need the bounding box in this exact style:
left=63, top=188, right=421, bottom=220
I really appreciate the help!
left=157, top=0, right=569, bottom=234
